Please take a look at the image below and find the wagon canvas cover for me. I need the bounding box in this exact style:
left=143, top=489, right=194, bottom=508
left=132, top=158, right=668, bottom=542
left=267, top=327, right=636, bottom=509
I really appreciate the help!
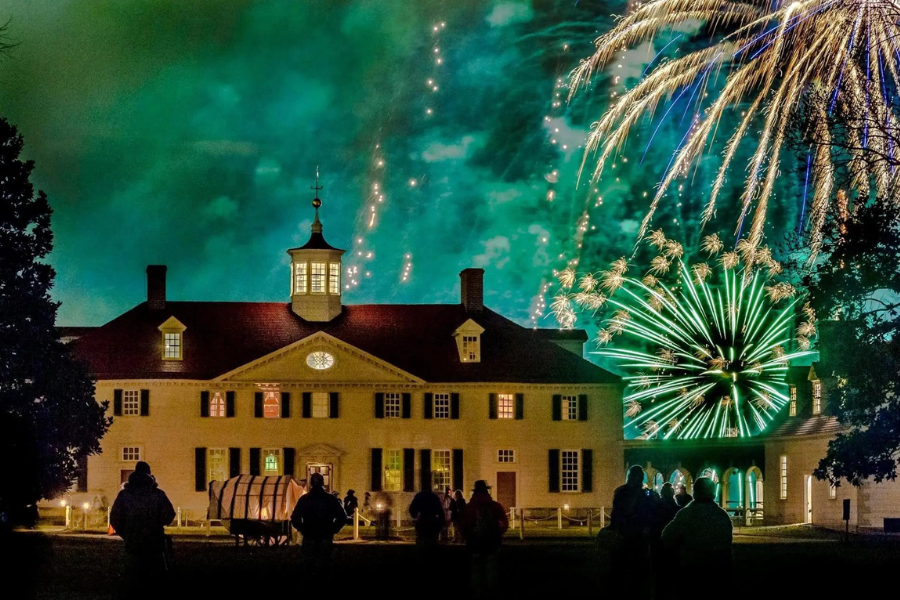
left=208, top=475, right=305, bottom=521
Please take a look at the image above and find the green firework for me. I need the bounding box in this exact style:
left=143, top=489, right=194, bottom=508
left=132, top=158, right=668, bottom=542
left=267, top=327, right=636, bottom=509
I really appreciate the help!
left=598, top=261, right=813, bottom=440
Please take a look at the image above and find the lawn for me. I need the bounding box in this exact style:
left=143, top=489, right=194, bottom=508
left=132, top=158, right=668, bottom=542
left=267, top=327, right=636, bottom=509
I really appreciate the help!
left=7, top=530, right=898, bottom=599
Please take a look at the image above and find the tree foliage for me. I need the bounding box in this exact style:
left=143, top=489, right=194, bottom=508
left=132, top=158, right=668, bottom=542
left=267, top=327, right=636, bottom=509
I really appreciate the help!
left=0, top=118, right=110, bottom=509
left=797, top=200, right=900, bottom=485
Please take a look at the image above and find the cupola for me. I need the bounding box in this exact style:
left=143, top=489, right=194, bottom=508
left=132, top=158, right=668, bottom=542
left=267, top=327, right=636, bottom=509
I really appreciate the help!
left=287, top=174, right=345, bottom=322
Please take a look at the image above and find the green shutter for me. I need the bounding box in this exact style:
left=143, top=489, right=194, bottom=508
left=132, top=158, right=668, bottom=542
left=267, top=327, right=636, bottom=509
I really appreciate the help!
left=113, top=389, right=123, bottom=416
left=249, top=448, right=261, bottom=476
left=226, top=391, right=236, bottom=417
left=280, top=392, right=291, bottom=418
left=302, top=392, right=312, bottom=418
left=582, top=449, right=593, bottom=492
left=552, top=394, right=562, bottom=421
left=371, top=449, right=383, bottom=491
left=515, top=393, right=524, bottom=420
left=424, top=393, right=433, bottom=419
left=489, top=394, right=498, bottom=419
left=403, top=448, right=415, bottom=492
left=579, top=394, right=589, bottom=421
left=195, top=448, right=207, bottom=492
left=329, top=392, right=339, bottom=418
left=420, top=449, right=432, bottom=492
left=140, top=389, right=150, bottom=416
left=200, top=391, right=210, bottom=417
left=549, top=449, right=560, bottom=493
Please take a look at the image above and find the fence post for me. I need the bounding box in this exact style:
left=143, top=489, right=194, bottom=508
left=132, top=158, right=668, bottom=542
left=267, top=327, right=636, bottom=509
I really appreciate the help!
left=65, top=505, right=71, bottom=529
left=518, top=508, right=524, bottom=540
left=397, top=509, right=401, bottom=529
left=510, top=507, right=516, bottom=529
left=206, top=520, right=211, bottom=537
left=600, top=506, right=606, bottom=529
left=588, top=509, right=593, bottom=536
left=558, top=507, right=563, bottom=530
left=177, top=507, right=182, bottom=528
left=107, top=506, right=112, bottom=530
left=354, top=508, right=360, bottom=540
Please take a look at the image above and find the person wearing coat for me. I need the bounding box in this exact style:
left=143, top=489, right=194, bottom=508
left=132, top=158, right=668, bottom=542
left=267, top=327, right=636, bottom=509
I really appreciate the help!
left=109, top=461, right=176, bottom=597
left=291, top=473, right=347, bottom=587
left=459, top=480, right=509, bottom=599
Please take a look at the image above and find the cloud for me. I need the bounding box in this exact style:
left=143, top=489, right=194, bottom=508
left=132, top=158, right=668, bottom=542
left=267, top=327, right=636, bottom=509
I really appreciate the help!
left=202, top=195, right=239, bottom=219
left=421, top=135, right=479, bottom=162
left=486, top=2, right=534, bottom=27
left=473, top=235, right=511, bottom=269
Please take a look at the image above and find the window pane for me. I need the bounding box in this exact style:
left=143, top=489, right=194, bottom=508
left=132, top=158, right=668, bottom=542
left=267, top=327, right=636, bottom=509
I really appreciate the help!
left=123, top=390, right=140, bottom=415
left=462, top=335, right=479, bottom=361
left=498, top=449, right=515, bottom=463
left=263, top=391, right=280, bottom=419
left=384, top=450, right=402, bottom=492
left=498, top=394, right=514, bottom=419
left=432, top=450, right=451, bottom=492
left=294, top=262, right=308, bottom=294
left=561, top=450, right=580, bottom=492
left=208, top=448, right=227, bottom=483
left=210, top=392, right=226, bottom=418
left=311, top=262, right=326, bottom=293
left=312, top=392, right=330, bottom=418
left=122, top=447, right=141, bottom=462
left=164, top=332, right=181, bottom=359
left=780, top=456, right=788, bottom=499
left=263, top=449, right=281, bottom=475
left=385, top=393, right=402, bottom=418
left=562, top=395, right=578, bottom=421
left=434, top=393, right=450, bottom=419
left=329, top=262, right=340, bottom=294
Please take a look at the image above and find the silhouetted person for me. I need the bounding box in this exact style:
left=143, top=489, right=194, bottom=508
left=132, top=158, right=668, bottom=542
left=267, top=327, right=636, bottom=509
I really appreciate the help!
left=460, top=480, right=509, bottom=599
left=109, top=461, right=175, bottom=600
left=608, top=465, right=657, bottom=598
left=343, top=489, right=358, bottom=524
left=408, top=487, right=444, bottom=547
left=451, top=489, right=466, bottom=542
left=675, top=483, right=693, bottom=507
left=662, top=476, right=733, bottom=588
left=440, top=487, right=454, bottom=542
left=373, top=491, right=392, bottom=539
left=650, top=482, right=682, bottom=598
left=290, top=472, right=346, bottom=588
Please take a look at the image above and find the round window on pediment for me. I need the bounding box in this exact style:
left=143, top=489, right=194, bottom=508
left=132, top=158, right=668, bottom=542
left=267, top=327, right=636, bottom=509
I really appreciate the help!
left=306, top=351, right=335, bottom=370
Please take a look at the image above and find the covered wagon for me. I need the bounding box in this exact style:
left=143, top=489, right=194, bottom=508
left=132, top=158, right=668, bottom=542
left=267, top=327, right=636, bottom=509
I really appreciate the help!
left=208, top=475, right=305, bottom=546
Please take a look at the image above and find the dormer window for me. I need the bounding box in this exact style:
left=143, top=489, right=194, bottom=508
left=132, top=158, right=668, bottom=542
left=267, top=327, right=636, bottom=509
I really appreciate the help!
left=311, top=262, right=327, bottom=293
left=454, top=319, right=485, bottom=363
left=789, top=385, right=797, bottom=417
left=158, top=316, right=186, bottom=361
left=329, top=262, right=341, bottom=294
left=294, top=262, right=308, bottom=294
left=812, top=380, right=822, bottom=414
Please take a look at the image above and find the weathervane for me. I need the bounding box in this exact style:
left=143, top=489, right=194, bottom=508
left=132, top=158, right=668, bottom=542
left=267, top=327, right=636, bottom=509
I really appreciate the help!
left=311, top=166, right=323, bottom=233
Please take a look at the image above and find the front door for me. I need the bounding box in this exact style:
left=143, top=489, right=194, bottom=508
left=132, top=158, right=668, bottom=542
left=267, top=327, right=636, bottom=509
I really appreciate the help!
left=308, top=464, right=332, bottom=492
left=805, top=475, right=813, bottom=524
left=496, top=472, right=517, bottom=510
left=120, top=469, right=134, bottom=486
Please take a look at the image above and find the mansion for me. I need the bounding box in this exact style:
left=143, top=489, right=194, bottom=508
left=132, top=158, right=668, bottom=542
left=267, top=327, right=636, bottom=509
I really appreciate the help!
left=54, top=196, right=900, bottom=531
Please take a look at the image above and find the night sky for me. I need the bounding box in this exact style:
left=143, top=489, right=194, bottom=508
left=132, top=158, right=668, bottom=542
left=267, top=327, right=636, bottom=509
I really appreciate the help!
left=0, top=0, right=803, bottom=328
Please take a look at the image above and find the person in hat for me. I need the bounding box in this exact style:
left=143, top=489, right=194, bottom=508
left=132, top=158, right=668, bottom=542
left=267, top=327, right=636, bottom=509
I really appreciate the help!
left=408, top=485, right=444, bottom=547
left=460, top=480, right=509, bottom=599
left=291, top=472, right=347, bottom=589
left=342, top=490, right=359, bottom=525
left=109, top=461, right=176, bottom=598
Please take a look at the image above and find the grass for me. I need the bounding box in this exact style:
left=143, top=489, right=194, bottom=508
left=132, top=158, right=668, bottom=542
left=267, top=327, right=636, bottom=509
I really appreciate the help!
left=6, top=529, right=899, bottom=599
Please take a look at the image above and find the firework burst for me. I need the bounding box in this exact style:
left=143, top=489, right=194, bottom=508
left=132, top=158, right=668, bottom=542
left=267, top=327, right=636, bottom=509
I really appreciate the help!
left=570, top=0, right=900, bottom=260
left=593, top=259, right=814, bottom=439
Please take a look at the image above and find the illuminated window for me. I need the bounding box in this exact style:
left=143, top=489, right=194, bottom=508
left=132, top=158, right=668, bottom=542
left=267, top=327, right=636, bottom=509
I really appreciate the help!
left=123, top=390, right=140, bottom=416
left=812, top=380, right=822, bottom=415
left=561, top=450, right=580, bottom=492
left=789, top=385, right=797, bottom=416
left=294, top=262, right=307, bottom=294
left=263, top=449, right=282, bottom=475
left=432, top=450, right=452, bottom=491
left=312, top=392, right=329, bottom=418
left=208, top=448, right=227, bottom=483
left=562, top=395, right=579, bottom=420
left=498, top=449, right=516, bottom=463
left=209, top=392, right=226, bottom=418
left=780, top=455, right=788, bottom=499
left=163, top=332, right=182, bottom=360
left=306, top=351, right=334, bottom=370
left=384, top=393, right=402, bottom=418
left=829, top=483, right=837, bottom=500
left=121, top=447, right=141, bottom=462
left=497, top=394, right=515, bottom=419
left=311, top=262, right=326, bottom=293
left=329, top=262, right=340, bottom=294
left=383, top=450, right=402, bottom=492
left=434, top=393, right=451, bottom=419
left=462, top=335, right=480, bottom=362
left=263, top=391, right=280, bottom=419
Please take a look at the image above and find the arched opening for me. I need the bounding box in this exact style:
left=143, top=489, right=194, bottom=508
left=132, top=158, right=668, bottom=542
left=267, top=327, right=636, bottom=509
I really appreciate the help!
left=722, top=468, right=743, bottom=516
left=669, top=468, right=693, bottom=497
left=746, top=466, right=764, bottom=524
left=652, top=472, right=664, bottom=493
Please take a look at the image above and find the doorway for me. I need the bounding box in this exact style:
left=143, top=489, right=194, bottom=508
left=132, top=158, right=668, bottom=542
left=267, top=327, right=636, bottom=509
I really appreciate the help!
left=496, top=472, right=517, bottom=510
left=804, top=475, right=813, bottom=524
left=307, top=464, right=333, bottom=492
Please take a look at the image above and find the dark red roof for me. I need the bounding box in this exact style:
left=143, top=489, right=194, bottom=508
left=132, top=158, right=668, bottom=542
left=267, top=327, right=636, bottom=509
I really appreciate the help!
left=73, top=302, right=619, bottom=384
left=766, top=414, right=843, bottom=438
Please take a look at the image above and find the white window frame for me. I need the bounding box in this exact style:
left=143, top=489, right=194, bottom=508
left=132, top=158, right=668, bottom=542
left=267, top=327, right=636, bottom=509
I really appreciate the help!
left=209, top=391, right=226, bottom=418
left=829, top=483, right=837, bottom=500
left=208, top=448, right=227, bottom=483
left=789, top=385, right=797, bottom=417
left=562, top=395, right=579, bottom=421
left=812, top=380, right=822, bottom=415
left=462, top=335, right=480, bottom=362
left=384, top=392, right=402, bottom=419
left=263, top=391, right=280, bottom=419
left=497, top=449, right=516, bottom=464
left=312, top=392, right=330, bottom=419
left=163, top=332, right=182, bottom=360
left=310, top=262, right=327, bottom=294
left=383, top=449, right=403, bottom=492
left=294, top=262, right=308, bottom=295
left=121, top=446, right=142, bottom=462
left=497, top=393, right=515, bottom=419
left=123, top=390, right=141, bottom=416
left=329, top=262, right=341, bottom=294
left=432, top=449, right=452, bottom=492
left=433, top=393, right=451, bottom=419
left=561, top=450, right=580, bottom=492
left=262, top=448, right=282, bottom=475
left=780, top=455, right=788, bottom=500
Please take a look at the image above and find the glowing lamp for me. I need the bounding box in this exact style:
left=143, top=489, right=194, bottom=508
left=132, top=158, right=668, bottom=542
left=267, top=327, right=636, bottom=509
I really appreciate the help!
left=563, top=504, right=570, bottom=511
left=82, top=502, right=90, bottom=510
left=376, top=502, right=384, bottom=511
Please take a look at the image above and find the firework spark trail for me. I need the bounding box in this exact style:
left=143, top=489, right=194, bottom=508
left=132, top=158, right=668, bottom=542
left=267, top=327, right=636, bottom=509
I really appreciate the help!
left=570, top=0, right=900, bottom=261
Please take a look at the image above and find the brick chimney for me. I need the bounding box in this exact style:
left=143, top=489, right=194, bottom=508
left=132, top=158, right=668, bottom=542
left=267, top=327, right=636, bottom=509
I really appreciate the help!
left=460, top=268, right=484, bottom=312
left=146, top=265, right=167, bottom=310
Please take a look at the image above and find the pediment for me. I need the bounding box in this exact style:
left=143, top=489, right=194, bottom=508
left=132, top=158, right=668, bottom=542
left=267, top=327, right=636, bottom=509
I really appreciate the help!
left=454, top=318, right=485, bottom=336
left=297, top=443, right=344, bottom=458
left=214, top=332, right=423, bottom=384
